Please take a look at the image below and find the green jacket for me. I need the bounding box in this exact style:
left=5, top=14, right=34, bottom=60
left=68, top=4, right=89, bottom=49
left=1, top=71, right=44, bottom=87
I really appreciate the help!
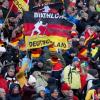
left=63, top=65, right=81, bottom=89
left=96, top=4, right=100, bottom=12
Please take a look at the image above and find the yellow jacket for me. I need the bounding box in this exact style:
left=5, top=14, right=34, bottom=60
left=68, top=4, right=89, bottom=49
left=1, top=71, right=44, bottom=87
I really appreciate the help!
left=85, top=89, right=95, bottom=100
left=63, top=65, right=81, bottom=89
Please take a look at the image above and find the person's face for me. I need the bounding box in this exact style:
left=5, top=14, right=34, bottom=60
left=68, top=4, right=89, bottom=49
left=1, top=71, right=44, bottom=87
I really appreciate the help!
left=8, top=69, right=15, bottom=77
left=35, top=0, right=42, bottom=6
left=44, top=0, right=51, bottom=3
left=78, top=1, right=83, bottom=7
left=40, top=91, right=45, bottom=97
left=0, top=91, right=6, bottom=98
left=0, top=10, right=3, bottom=17
left=13, top=87, right=19, bottom=94
left=2, top=0, right=9, bottom=9
left=67, top=7, right=73, bottom=15
left=61, top=90, right=69, bottom=96
left=79, top=40, right=85, bottom=46
left=73, top=61, right=80, bottom=67
left=29, top=82, right=36, bottom=87
left=44, top=73, right=51, bottom=80
left=67, top=90, right=74, bottom=99
left=51, top=91, right=58, bottom=98
left=38, top=62, right=43, bottom=68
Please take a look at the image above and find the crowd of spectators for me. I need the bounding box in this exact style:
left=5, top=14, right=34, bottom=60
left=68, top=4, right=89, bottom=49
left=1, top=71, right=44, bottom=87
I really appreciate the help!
left=0, top=0, right=100, bottom=100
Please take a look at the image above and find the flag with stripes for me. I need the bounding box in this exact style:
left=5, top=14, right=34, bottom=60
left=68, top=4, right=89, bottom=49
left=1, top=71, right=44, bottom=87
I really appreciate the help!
left=23, top=3, right=73, bottom=50
left=9, top=0, right=29, bottom=13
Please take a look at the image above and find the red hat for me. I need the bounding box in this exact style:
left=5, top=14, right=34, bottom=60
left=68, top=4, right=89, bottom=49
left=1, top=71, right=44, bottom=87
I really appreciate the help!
left=61, top=83, right=71, bottom=91
left=71, top=30, right=78, bottom=37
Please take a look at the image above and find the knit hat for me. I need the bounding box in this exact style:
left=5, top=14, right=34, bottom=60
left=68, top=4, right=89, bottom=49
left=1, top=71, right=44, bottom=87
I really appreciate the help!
left=50, top=87, right=59, bottom=93
left=47, top=78, right=56, bottom=85
left=9, top=83, right=20, bottom=91
left=0, top=88, right=5, bottom=93
left=88, top=69, right=98, bottom=77
left=36, top=86, right=45, bottom=93
left=61, top=83, right=71, bottom=91
left=92, top=80, right=100, bottom=86
left=72, top=57, right=80, bottom=62
left=28, top=75, right=36, bottom=85
left=81, top=61, right=89, bottom=68
left=71, top=30, right=78, bottom=37
left=0, top=46, right=6, bottom=52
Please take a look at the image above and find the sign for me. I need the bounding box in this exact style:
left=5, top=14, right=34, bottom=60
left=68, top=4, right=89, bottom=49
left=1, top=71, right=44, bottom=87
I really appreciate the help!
left=25, top=36, right=68, bottom=50
left=25, top=36, right=52, bottom=49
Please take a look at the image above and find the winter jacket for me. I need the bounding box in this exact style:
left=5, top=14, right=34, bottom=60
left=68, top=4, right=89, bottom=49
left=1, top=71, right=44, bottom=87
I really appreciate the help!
left=63, top=48, right=77, bottom=64
left=63, top=65, right=81, bottom=89
left=6, top=94, right=21, bottom=100
left=22, top=84, right=35, bottom=100
left=95, top=4, right=100, bottom=12
left=85, top=89, right=95, bottom=100
left=65, top=13, right=80, bottom=25
left=4, top=73, right=18, bottom=88
left=33, top=71, right=48, bottom=89
left=86, top=74, right=96, bottom=91
left=49, top=96, right=62, bottom=100
left=0, top=75, right=8, bottom=93
left=35, top=96, right=49, bottom=100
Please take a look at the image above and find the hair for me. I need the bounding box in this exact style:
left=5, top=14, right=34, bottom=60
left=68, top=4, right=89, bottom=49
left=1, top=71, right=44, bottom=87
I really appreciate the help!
left=8, top=66, right=15, bottom=72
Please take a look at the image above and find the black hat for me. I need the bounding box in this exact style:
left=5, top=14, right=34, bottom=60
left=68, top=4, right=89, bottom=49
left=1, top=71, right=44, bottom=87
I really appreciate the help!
left=88, top=69, right=98, bottom=76
left=50, top=87, right=59, bottom=93
left=47, top=78, right=56, bottom=85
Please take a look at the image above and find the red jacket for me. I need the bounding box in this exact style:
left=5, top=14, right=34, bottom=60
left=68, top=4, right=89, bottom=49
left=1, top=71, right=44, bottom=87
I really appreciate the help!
left=0, top=75, right=8, bottom=93
left=52, top=62, right=63, bottom=71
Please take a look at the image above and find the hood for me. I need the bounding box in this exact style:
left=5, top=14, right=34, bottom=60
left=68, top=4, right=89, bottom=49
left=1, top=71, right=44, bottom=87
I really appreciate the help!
left=86, top=74, right=95, bottom=81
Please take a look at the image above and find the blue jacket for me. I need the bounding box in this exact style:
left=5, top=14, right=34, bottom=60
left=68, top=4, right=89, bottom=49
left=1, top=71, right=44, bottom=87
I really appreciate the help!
left=65, top=13, right=80, bottom=25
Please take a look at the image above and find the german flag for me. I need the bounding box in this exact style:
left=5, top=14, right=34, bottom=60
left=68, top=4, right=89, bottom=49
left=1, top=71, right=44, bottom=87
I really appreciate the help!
left=9, top=0, right=29, bottom=13
left=31, top=48, right=42, bottom=58
left=84, top=28, right=97, bottom=46
left=0, top=39, right=4, bottom=46
left=10, top=37, right=19, bottom=46
left=23, top=3, right=73, bottom=49
left=19, top=43, right=26, bottom=51
left=79, top=48, right=88, bottom=57
left=16, top=33, right=24, bottom=40
left=23, top=12, right=73, bottom=36
left=78, top=47, right=88, bottom=61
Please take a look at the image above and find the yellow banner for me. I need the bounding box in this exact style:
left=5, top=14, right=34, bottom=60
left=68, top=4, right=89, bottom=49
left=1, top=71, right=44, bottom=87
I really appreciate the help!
left=25, top=36, right=52, bottom=49
left=25, top=35, right=68, bottom=50
left=50, top=36, right=68, bottom=50
left=13, top=0, right=29, bottom=12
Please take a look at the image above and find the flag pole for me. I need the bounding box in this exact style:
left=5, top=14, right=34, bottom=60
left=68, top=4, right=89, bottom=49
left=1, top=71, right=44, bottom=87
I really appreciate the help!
left=3, top=2, right=14, bottom=25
